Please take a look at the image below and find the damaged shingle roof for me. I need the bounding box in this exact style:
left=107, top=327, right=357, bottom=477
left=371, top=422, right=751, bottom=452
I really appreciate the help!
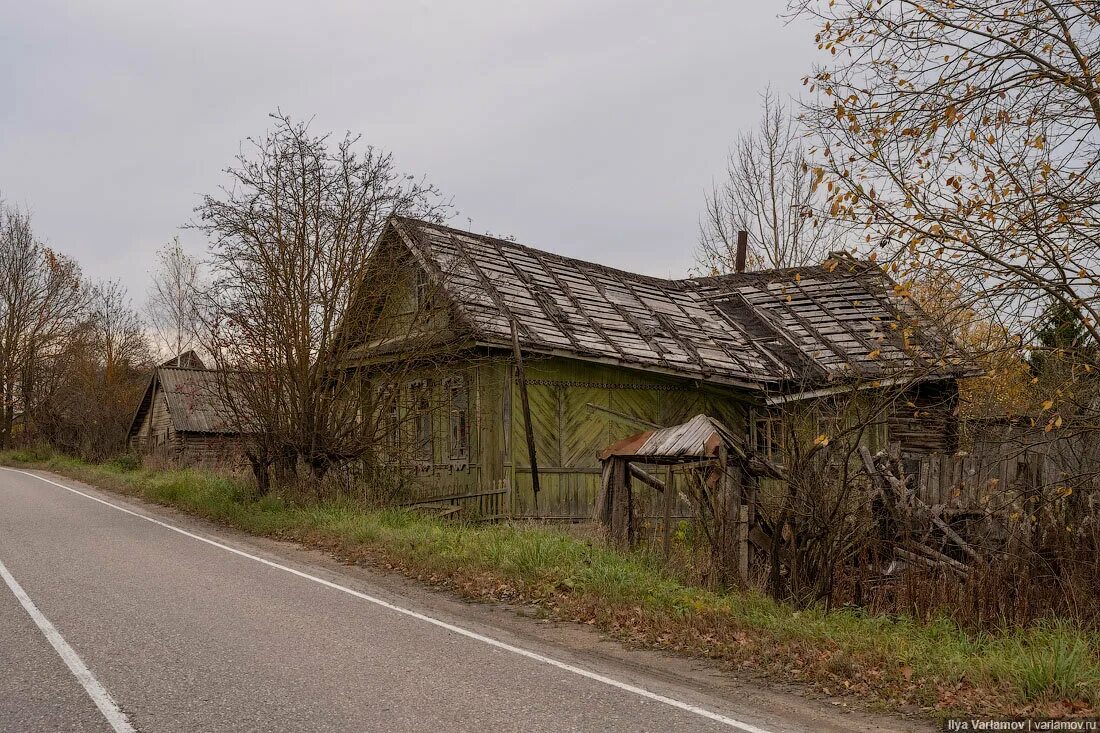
left=385, top=217, right=967, bottom=391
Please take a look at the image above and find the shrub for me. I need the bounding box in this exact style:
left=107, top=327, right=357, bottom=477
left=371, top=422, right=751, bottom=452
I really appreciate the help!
left=107, top=452, right=142, bottom=472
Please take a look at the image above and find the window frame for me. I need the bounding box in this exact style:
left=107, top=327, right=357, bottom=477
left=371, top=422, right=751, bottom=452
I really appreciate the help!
left=752, top=409, right=786, bottom=462
left=375, top=383, right=401, bottom=458
left=444, top=376, right=470, bottom=462
left=408, top=379, right=434, bottom=463
left=414, top=267, right=431, bottom=313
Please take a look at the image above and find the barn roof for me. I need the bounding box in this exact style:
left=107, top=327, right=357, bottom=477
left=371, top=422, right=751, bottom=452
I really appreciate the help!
left=127, top=367, right=238, bottom=438
left=378, top=217, right=970, bottom=391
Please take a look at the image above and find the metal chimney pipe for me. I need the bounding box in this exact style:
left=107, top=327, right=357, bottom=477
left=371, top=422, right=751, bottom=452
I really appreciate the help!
left=735, top=230, right=748, bottom=273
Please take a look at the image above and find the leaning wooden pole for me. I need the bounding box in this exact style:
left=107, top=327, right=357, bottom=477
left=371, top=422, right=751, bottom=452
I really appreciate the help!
left=511, top=321, right=540, bottom=509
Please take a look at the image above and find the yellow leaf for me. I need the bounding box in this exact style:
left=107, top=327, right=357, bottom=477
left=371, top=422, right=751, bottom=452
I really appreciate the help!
left=1042, top=399, right=1054, bottom=410
left=867, top=348, right=881, bottom=360
left=810, top=167, right=825, bottom=193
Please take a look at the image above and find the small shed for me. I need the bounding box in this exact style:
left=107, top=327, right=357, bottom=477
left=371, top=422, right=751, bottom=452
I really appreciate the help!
left=126, top=361, right=240, bottom=465
left=598, top=414, right=764, bottom=584
left=600, top=414, right=744, bottom=464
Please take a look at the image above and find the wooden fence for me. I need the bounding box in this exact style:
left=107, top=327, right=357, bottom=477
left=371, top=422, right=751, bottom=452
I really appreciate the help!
left=905, top=423, right=1100, bottom=509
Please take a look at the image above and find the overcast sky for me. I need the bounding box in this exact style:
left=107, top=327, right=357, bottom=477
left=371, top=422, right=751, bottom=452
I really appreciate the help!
left=1, top=1, right=820, bottom=303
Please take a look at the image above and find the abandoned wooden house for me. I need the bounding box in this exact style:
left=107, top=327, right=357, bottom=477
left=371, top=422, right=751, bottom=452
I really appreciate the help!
left=126, top=354, right=241, bottom=465
left=339, top=217, right=971, bottom=518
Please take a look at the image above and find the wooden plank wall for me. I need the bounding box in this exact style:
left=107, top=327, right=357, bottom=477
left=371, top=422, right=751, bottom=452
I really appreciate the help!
left=908, top=436, right=1097, bottom=509
left=509, top=357, right=748, bottom=518
left=372, top=361, right=508, bottom=515
left=130, top=386, right=174, bottom=452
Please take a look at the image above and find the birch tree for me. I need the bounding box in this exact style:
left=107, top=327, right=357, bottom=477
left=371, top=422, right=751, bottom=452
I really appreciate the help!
left=146, top=237, right=201, bottom=365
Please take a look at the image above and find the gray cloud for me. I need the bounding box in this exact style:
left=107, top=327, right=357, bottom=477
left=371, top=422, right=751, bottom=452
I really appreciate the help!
left=1, top=0, right=820, bottom=301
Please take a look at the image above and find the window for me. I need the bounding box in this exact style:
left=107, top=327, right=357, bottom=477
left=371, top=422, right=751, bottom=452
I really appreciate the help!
left=445, top=376, right=469, bottom=461
left=414, top=267, right=431, bottom=312
left=753, top=410, right=785, bottom=460
left=409, top=380, right=433, bottom=462
left=376, top=385, right=400, bottom=456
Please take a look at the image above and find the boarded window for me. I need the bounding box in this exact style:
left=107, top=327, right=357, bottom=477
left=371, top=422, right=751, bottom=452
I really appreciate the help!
left=445, top=376, right=469, bottom=461
left=409, top=380, right=433, bottom=462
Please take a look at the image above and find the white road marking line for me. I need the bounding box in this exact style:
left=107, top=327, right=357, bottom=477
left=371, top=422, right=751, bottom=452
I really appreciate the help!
left=0, top=556, right=136, bottom=733
left=1, top=467, right=777, bottom=733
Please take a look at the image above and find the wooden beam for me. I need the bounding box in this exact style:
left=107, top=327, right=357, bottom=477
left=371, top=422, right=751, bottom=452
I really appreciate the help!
left=904, top=541, right=973, bottom=577
left=597, top=459, right=613, bottom=525
left=910, top=490, right=983, bottom=563
left=894, top=547, right=969, bottom=579
left=730, top=456, right=744, bottom=586
left=451, top=233, right=535, bottom=341
left=526, top=247, right=631, bottom=361
left=663, top=468, right=675, bottom=559
left=511, top=321, right=540, bottom=507
left=628, top=463, right=667, bottom=493
left=717, top=443, right=745, bottom=587
left=586, top=402, right=663, bottom=430
left=571, top=263, right=674, bottom=369
left=610, top=458, right=631, bottom=547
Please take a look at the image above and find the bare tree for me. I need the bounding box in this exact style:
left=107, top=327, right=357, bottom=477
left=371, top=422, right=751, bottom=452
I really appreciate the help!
left=792, top=0, right=1100, bottom=428
left=0, top=200, right=87, bottom=447
left=146, top=236, right=201, bottom=364
left=90, top=280, right=152, bottom=381
left=698, top=88, right=843, bottom=273
left=32, top=281, right=153, bottom=458
left=194, top=112, right=449, bottom=491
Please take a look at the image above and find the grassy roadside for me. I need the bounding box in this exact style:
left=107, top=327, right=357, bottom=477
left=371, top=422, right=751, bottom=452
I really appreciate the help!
left=3, top=447, right=1097, bottom=719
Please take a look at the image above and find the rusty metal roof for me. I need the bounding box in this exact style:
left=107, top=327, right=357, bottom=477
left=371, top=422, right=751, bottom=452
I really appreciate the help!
left=128, top=367, right=238, bottom=437
left=158, top=368, right=236, bottom=433
left=600, top=414, right=743, bottom=461
left=380, top=218, right=969, bottom=390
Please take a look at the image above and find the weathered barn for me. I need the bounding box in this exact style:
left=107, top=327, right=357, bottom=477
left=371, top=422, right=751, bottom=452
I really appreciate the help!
left=126, top=355, right=241, bottom=465
left=339, top=217, right=971, bottom=518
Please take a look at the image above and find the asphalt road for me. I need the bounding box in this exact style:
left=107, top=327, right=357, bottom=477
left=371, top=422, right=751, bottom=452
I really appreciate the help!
left=0, top=467, right=925, bottom=733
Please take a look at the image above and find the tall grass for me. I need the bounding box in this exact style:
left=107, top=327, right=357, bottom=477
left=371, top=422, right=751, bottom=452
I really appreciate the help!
left=2, top=446, right=1097, bottom=717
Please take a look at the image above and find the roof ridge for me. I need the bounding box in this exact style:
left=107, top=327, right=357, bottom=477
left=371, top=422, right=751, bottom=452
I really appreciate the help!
left=158, top=366, right=210, bottom=372
left=394, top=216, right=887, bottom=287
left=393, top=216, right=687, bottom=289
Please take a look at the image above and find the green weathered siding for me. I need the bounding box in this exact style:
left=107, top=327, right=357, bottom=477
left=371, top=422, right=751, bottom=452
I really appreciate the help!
left=506, top=357, right=751, bottom=518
